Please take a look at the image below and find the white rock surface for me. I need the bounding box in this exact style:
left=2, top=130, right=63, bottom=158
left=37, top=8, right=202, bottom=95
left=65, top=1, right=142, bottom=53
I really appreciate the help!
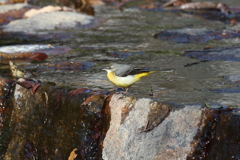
left=0, top=3, right=29, bottom=13
left=2, top=11, right=94, bottom=33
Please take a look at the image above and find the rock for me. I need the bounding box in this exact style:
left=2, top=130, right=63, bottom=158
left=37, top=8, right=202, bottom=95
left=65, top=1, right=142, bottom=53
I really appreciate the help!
left=2, top=81, right=106, bottom=159
left=0, top=44, right=71, bottom=56
left=154, top=28, right=240, bottom=43
left=0, top=3, right=29, bottom=13
left=103, top=94, right=201, bottom=159
left=2, top=79, right=240, bottom=159
left=0, top=77, right=14, bottom=131
left=103, top=94, right=240, bottom=159
left=2, top=11, right=95, bottom=33
left=24, top=5, right=74, bottom=18
left=205, top=112, right=240, bottom=159
left=184, top=46, right=240, bottom=61
left=9, top=61, right=35, bottom=78
left=0, top=3, right=37, bottom=26
left=224, top=75, right=240, bottom=82
left=179, top=2, right=217, bottom=10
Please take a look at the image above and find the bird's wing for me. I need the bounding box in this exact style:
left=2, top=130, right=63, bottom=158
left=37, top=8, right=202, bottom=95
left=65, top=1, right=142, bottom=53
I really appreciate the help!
left=127, top=68, right=151, bottom=76
left=110, top=63, right=152, bottom=77
left=110, top=63, right=133, bottom=77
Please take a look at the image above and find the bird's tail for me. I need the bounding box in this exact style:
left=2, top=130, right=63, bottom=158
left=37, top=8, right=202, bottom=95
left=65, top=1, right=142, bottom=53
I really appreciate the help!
left=134, top=71, right=155, bottom=79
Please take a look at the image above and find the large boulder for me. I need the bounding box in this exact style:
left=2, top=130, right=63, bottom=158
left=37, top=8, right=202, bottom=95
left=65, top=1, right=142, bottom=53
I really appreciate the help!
left=103, top=94, right=240, bottom=159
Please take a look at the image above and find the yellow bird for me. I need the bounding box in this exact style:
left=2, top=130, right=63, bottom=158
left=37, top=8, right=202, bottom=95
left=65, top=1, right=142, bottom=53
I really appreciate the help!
left=103, top=63, right=155, bottom=92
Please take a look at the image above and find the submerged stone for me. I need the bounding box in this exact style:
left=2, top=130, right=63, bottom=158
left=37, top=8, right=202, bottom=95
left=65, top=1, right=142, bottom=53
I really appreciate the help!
left=33, top=61, right=96, bottom=71
left=154, top=28, right=240, bottom=43
left=184, top=46, right=240, bottom=60
left=224, top=75, right=240, bottom=82
left=0, top=44, right=71, bottom=59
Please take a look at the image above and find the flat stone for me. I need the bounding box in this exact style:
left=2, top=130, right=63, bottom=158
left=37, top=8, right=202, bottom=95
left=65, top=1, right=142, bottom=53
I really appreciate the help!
left=154, top=28, right=240, bottom=43
left=184, top=46, right=240, bottom=61
left=0, top=3, right=29, bottom=13
left=2, top=11, right=95, bottom=33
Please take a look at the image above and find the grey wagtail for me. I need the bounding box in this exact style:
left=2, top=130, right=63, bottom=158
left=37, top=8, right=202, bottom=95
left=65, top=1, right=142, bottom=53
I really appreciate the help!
left=103, top=63, right=155, bottom=92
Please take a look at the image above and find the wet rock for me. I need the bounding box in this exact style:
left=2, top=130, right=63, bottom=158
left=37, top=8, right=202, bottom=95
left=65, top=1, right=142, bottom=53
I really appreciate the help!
left=184, top=46, right=240, bottom=61
left=103, top=94, right=240, bottom=160
left=32, top=61, right=95, bottom=71
left=2, top=81, right=107, bottom=159
left=228, top=19, right=240, bottom=30
left=0, top=3, right=29, bottom=13
left=204, top=74, right=240, bottom=93
left=0, top=77, right=15, bottom=158
left=0, top=77, right=14, bottom=127
left=0, top=44, right=71, bottom=59
left=82, top=94, right=105, bottom=113
left=24, top=5, right=74, bottom=18
left=56, top=0, right=104, bottom=16
left=2, top=11, right=96, bottom=33
left=154, top=28, right=240, bottom=43
left=209, top=87, right=240, bottom=93
left=146, top=0, right=235, bottom=22
left=9, top=61, right=35, bottom=78
left=163, top=0, right=191, bottom=8
left=187, top=108, right=240, bottom=159
left=109, top=51, right=145, bottom=59
left=179, top=2, right=217, bottom=10
left=0, top=3, right=36, bottom=25
left=205, top=112, right=240, bottom=159
left=224, top=75, right=240, bottom=82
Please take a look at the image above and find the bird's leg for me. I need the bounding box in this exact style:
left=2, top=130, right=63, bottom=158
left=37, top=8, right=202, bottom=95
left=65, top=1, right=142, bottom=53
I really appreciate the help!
left=117, top=88, right=128, bottom=99
left=117, top=88, right=127, bottom=100
left=118, top=88, right=128, bottom=94
left=124, top=88, right=128, bottom=94
left=148, top=86, right=154, bottom=97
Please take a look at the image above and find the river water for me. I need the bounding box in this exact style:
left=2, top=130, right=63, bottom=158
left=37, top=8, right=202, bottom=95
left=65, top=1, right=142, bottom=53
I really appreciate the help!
left=1, top=0, right=240, bottom=107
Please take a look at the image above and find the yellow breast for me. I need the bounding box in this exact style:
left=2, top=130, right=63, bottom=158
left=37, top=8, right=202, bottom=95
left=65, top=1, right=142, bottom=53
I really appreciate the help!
left=107, top=71, right=135, bottom=88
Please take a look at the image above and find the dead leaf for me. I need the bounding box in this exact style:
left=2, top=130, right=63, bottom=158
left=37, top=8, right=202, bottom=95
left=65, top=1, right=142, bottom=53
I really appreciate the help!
left=28, top=53, right=48, bottom=61
left=69, top=88, right=90, bottom=96
left=55, top=91, right=63, bottom=109
left=231, top=19, right=237, bottom=26
left=17, top=78, right=41, bottom=94
left=81, top=94, right=104, bottom=106
left=32, top=83, right=41, bottom=94
left=163, top=0, right=191, bottom=8
left=68, top=148, right=78, bottom=160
